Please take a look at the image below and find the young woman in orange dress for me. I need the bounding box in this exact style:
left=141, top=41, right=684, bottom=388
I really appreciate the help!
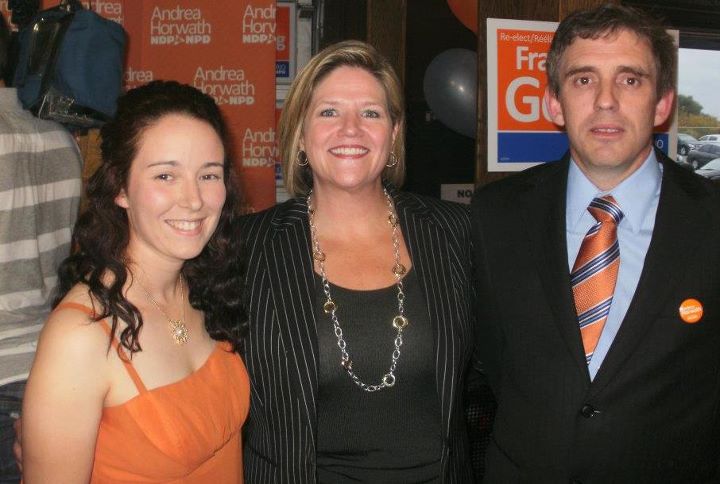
left=21, top=81, right=249, bottom=483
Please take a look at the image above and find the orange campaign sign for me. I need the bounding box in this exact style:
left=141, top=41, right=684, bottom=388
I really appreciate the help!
left=122, top=1, right=277, bottom=212
left=487, top=19, right=564, bottom=172
left=275, top=1, right=295, bottom=84
left=496, top=28, right=557, bottom=133
left=0, top=3, right=12, bottom=28
left=30, top=0, right=277, bottom=212
left=487, top=18, right=677, bottom=172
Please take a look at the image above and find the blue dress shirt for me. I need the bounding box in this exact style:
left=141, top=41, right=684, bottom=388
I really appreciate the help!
left=566, top=151, right=662, bottom=380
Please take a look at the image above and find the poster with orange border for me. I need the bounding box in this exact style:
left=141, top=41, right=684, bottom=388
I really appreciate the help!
left=486, top=18, right=677, bottom=172
left=0, top=3, right=12, bottom=29
left=25, top=0, right=277, bottom=211
left=275, top=1, right=295, bottom=85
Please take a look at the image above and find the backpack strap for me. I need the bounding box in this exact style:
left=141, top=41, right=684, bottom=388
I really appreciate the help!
left=33, top=8, right=75, bottom=113
left=54, top=302, right=148, bottom=394
left=61, top=0, right=84, bottom=11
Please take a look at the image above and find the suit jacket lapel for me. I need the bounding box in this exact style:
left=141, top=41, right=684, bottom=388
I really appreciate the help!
left=521, top=158, right=591, bottom=379
left=393, top=189, right=458, bottom=441
left=590, top=158, right=713, bottom=392
left=265, top=198, right=319, bottom=440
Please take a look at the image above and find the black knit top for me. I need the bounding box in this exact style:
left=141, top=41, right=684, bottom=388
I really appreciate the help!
left=315, top=268, right=442, bottom=483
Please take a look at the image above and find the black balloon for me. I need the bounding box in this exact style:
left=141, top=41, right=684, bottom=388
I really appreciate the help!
left=423, top=48, right=478, bottom=139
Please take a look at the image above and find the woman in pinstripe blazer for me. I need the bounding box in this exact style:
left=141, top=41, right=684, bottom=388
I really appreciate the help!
left=239, top=41, right=475, bottom=483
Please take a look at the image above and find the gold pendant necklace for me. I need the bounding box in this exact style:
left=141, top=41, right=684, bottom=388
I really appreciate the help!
left=307, top=188, right=409, bottom=392
left=136, top=276, right=189, bottom=345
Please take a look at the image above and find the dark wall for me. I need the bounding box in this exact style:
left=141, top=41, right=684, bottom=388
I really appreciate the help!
left=318, top=0, right=477, bottom=198
left=319, top=0, right=367, bottom=48
left=624, top=0, right=720, bottom=49
left=404, top=0, right=477, bottom=197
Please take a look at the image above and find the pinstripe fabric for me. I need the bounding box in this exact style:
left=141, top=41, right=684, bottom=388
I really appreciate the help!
left=239, top=187, right=474, bottom=483
left=571, top=196, right=623, bottom=364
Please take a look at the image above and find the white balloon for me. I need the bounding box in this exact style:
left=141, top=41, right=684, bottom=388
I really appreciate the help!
left=423, top=48, right=478, bottom=138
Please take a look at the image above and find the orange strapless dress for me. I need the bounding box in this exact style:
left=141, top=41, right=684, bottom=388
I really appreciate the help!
left=57, top=303, right=249, bottom=483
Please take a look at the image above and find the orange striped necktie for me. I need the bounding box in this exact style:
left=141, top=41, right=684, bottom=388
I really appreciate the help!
left=571, top=195, right=624, bottom=364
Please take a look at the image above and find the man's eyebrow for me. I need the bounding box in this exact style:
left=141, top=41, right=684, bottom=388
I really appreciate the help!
left=563, top=65, right=650, bottom=79
left=615, top=65, right=650, bottom=77
left=563, top=65, right=597, bottom=79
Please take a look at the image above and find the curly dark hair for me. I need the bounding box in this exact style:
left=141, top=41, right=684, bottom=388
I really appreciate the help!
left=546, top=3, right=676, bottom=100
left=0, top=11, right=10, bottom=80
left=54, top=80, right=248, bottom=353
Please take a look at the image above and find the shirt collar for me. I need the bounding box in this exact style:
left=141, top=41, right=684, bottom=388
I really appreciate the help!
left=566, top=150, right=662, bottom=234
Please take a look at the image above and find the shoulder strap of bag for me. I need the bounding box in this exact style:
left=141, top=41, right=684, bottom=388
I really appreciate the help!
left=35, top=5, right=76, bottom=109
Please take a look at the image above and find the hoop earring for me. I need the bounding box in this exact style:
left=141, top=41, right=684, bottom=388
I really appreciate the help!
left=385, top=152, right=398, bottom=168
left=296, top=150, right=309, bottom=166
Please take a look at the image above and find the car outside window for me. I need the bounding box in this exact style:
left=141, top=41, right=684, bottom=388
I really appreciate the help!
left=701, top=158, right=720, bottom=170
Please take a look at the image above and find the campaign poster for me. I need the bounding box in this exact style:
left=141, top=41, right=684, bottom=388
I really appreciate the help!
left=275, top=1, right=295, bottom=84
left=0, top=2, right=13, bottom=29
left=29, top=0, right=277, bottom=212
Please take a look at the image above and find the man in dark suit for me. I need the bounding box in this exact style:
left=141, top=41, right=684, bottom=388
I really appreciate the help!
left=472, top=4, right=720, bottom=482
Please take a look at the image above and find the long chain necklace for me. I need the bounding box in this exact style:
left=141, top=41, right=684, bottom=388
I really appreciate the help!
left=307, top=188, right=409, bottom=392
left=136, top=276, right=189, bottom=345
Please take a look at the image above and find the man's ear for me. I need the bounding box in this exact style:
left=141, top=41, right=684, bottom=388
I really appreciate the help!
left=544, top=87, right=566, bottom=127
left=654, top=90, right=675, bottom=127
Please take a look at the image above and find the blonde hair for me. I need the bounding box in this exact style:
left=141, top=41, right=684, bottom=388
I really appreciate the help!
left=279, top=40, right=405, bottom=197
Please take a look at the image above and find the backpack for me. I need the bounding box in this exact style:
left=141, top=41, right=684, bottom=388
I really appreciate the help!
left=12, top=0, right=126, bottom=129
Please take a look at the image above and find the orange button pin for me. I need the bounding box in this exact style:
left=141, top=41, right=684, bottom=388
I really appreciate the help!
left=679, top=298, right=703, bottom=324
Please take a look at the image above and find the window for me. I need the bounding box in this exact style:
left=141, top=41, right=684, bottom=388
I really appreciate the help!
left=624, top=0, right=720, bottom=167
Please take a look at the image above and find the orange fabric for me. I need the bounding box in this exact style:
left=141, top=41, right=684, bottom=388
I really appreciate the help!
left=96, top=318, right=149, bottom=393
left=54, top=302, right=249, bottom=483
left=570, top=196, right=622, bottom=361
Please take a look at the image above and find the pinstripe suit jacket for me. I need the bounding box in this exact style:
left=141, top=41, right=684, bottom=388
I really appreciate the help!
left=239, top=187, right=475, bottom=483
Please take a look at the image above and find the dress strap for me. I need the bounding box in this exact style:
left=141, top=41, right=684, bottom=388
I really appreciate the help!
left=54, top=302, right=148, bottom=394
left=55, top=301, right=96, bottom=317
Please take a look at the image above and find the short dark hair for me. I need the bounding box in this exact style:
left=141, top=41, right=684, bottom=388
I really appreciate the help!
left=0, top=12, right=10, bottom=81
left=546, top=3, right=676, bottom=99
left=56, top=80, right=248, bottom=353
